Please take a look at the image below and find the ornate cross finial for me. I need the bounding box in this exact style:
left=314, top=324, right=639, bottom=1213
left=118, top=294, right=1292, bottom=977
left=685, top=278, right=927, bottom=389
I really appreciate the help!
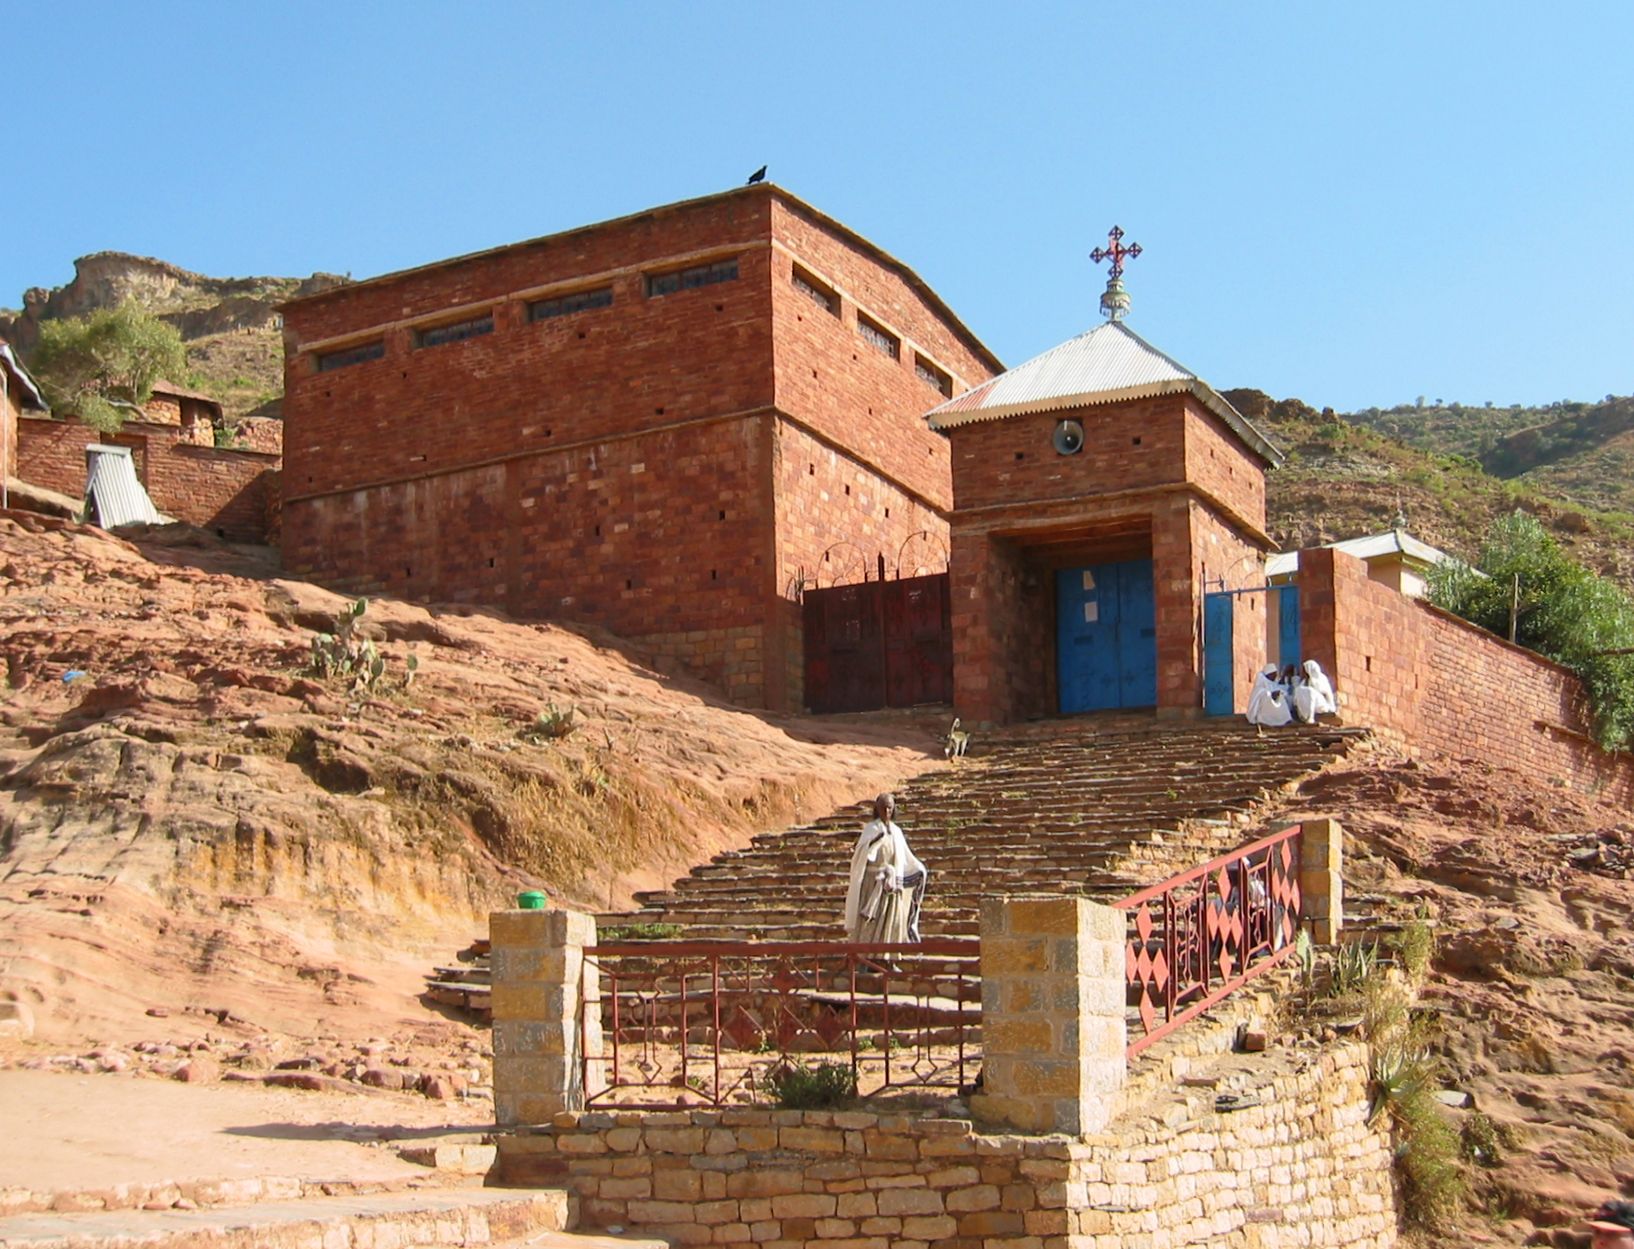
left=1091, top=225, right=1142, bottom=322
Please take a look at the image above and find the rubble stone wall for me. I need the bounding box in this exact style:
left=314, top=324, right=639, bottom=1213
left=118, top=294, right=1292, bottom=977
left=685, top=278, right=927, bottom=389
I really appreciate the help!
left=496, top=1043, right=1394, bottom=1249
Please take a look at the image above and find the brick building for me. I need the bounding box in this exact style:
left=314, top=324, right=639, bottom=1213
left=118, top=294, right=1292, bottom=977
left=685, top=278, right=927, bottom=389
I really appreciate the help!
left=16, top=380, right=281, bottom=542
left=928, top=321, right=1281, bottom=724
left=278, top=185, right=999, bottom=709
left=2, top=341, right=49, bottom=506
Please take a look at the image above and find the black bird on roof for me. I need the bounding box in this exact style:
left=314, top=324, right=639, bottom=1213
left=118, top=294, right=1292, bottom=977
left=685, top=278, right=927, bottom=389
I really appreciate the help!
left=746, top=165, right=767, bottom=185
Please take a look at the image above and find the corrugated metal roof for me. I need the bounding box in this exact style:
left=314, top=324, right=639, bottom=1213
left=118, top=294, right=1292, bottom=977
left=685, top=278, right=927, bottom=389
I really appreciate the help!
left=0, top=343, right=49, bottom=411
left=926, top=321, right=1282, bottom=466
left=1266, top=530, right=1455, bottom=577
left=84, top=444, right=162, bottom=528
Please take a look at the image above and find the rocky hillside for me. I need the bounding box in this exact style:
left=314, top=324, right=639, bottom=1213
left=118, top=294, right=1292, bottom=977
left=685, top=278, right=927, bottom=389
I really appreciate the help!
left=1230, top=389, right=1634, bottom=592
left=0, top=253, right=345, bottom=420
left=0, top=515, right=939, bottom=1046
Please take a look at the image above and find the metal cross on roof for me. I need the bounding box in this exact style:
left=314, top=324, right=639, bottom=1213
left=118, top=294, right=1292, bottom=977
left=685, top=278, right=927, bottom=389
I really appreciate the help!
left=1091, top=225, right=1142, bottom=322
left=1091, top=225, right=1142, bottom=280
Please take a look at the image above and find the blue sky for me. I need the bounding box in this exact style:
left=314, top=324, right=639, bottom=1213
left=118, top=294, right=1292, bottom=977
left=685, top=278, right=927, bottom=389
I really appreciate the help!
left=9, top=3, right=1632, bottom=411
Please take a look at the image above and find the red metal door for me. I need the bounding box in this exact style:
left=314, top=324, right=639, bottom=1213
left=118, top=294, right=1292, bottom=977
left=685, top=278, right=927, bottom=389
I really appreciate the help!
left=804, top=573, right=950, bottom=713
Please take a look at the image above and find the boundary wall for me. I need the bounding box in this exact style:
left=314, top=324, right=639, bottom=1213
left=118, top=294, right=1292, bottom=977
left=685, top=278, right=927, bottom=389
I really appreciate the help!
left=17, top=414, right=279, bottom=543
left=1299, top=547, right=1634, bottom=804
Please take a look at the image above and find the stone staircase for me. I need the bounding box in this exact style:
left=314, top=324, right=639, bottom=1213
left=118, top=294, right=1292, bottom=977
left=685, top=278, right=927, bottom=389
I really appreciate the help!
left=0, top=1187, right=668, bottom=1249
left=609, top=715, right=1370, bottom=942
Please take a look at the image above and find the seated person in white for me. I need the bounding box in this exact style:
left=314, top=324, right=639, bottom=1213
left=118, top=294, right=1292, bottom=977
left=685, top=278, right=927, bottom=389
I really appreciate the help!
left=1246, top=664, right=1292, bottom=728
left=1292, top=659, right=1337, bottom=723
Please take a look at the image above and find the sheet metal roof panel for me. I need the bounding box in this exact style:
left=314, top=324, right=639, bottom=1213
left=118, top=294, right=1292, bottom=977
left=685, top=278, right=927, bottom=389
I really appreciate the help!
left=0, top=343, right=48, bottom=410
left=926, top=320, right=1283, bottom=466
left=85, top=444, right=162, bottom=528
left=929, top=322, right=1191, bottom=418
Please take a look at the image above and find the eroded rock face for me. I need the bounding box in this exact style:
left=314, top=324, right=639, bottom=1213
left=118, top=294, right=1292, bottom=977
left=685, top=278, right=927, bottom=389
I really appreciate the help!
left=0, top=513, right=934, bottom=1047
left=0, top=253, right=346, bottom=353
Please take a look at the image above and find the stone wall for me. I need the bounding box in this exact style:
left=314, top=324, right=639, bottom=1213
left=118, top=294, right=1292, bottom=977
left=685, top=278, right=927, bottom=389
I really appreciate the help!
left=1300, top=546, right=1634, bottom=804
left=495, top=1048, right=1396, bottom=1249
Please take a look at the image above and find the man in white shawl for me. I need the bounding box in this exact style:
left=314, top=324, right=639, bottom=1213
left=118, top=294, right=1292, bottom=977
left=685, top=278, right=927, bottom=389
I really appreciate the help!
left=1246, top=663, right=1292, bottom=728
left=844, top=793, right=928, bottom=944
left=1293, top=659, right=1337, bottom=723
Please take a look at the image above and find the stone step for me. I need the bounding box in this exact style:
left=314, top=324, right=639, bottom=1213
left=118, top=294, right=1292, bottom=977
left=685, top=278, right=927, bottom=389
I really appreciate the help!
left=0, top=1188, right=597, bottom=1249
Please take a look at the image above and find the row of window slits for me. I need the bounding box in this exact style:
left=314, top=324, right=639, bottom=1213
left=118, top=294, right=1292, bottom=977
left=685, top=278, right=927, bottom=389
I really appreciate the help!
left=415, top=313, right=495, bottom=349
left=315, top=340, right=385, bottom=372
left=647, top=258, right=738, bottom=297
left=531, top=286, right=614, bottom=321
left=857, top=314, right=899, bottom=360
left=915, top=355, right=952, bottom=398
left=314, top=257, right=741, bottom=371
left=795, top=265, right=953, bottom=395
left=791, top=267, right=837, bottom=315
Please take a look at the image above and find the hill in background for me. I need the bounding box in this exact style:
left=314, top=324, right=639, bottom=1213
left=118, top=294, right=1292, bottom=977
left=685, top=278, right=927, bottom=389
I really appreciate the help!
left=5, top=253, right=1630, bottom=589
left=1231, top=390, right=1634, bottom=592
left=0, top=253, right=344, bottom=421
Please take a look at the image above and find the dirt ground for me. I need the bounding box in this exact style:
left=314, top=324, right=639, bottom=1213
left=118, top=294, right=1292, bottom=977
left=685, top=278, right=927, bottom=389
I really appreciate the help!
left=0, top=1068, right=490, bottom=1197
left=4, top=514, right=1633, bottom=1243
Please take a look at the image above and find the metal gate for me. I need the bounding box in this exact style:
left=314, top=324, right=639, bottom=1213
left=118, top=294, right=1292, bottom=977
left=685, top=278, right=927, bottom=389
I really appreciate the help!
left=803, top=573, right=952, bottom=713
left=1202, top=584, right=1301, bottom=716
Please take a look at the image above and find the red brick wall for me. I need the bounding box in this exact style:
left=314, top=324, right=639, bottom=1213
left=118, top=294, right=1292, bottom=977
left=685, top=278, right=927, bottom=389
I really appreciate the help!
left=1300, top=547, right=1634, bottom=803
left=950, top=529, right=1053, bottom=724
left=281, top=194, right=777, bottom=503
left=280, top=189, right=998, bottom=709
left=947, top=396, right=1189, bottom=513
left=1187, top=498, right=1269, bottom=713
left=768, top=200, right=997, bottom=510
left=282, top=416, right=774, bottom=703
left=1182, top=400, right=1267, bottom=533
left=1, top=383, right=18, bottom=494
left=17, top=414, right=277, bottom=542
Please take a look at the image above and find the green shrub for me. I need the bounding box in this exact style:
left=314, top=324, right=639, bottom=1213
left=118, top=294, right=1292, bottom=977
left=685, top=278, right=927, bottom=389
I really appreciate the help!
left=1370, top=1042, right=1466, bottom=1228
left=1392, top=911, right=1435, bottom=981
left=521, top=704, right=577, bottom=742
left=763, top=1061, right=856, bottom=1110
left=1329, top=939, right=1380, bottom=997
left=1460, top=1111, right=1516, bottom=1167
left=598, top=922, right=682, bottom=941
left=1427, top=511, right=1634, bottom=750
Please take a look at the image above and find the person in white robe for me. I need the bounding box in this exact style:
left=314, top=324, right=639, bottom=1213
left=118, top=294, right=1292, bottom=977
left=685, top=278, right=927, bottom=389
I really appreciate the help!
left=843, top=793, right=928, bottom=945
left=1293, top=659, right=1337, bottom=723
left=1246, top=665, right=1292, bottom=728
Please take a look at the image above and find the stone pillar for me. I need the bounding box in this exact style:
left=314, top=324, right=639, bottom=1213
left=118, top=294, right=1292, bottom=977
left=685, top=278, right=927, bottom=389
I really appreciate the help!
left=970, top=894, right=1126, bottom=1135
left=490, top=907, right=602, bottom=1127
left=1298, top=818, right=1345, bottom=946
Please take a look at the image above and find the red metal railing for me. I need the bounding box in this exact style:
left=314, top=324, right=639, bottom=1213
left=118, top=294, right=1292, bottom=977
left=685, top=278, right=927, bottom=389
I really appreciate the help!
left=1115, top=823, right=1304, bottom=1057
left=580, top=939, right=979, bottom=1110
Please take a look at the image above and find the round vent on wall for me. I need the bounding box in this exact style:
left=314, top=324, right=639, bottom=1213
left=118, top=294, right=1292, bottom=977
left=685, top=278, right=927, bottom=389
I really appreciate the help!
left=1053, top=419, right=1085, bottom=456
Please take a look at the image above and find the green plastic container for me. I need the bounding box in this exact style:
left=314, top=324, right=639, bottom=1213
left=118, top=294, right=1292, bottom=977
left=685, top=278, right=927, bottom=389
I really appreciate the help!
left=516, top=890, right=548, bottom=910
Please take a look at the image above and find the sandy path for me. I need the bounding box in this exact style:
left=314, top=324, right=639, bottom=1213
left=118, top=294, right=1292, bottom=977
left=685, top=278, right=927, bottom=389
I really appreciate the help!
left=0, top=1070, right=492, bottom=1194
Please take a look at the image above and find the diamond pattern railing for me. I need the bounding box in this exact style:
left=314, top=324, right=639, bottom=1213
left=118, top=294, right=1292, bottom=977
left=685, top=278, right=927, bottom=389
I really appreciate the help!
left=1115, top=824, right=1303, bottom=1057
left=580, top=939, right=978, bottom=1110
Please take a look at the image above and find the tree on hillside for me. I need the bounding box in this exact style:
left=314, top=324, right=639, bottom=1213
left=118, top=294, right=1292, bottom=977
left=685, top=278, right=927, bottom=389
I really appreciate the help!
left=1427, top=510, right=1634, bottom=751
left=27, top=299, right=187, bottom=434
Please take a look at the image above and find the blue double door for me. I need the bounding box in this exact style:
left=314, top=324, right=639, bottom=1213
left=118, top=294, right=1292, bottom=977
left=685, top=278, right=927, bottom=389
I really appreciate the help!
left=1202, top=585, right=1301, bottom=716
left=1055, top=559, right=1157, bottom=713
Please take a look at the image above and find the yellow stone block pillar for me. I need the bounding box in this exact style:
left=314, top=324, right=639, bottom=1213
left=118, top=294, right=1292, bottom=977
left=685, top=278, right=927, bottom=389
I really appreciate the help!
left=490, top=907, right=603, bottom=1126
left=1297, top=818, right=1345, bottom=946
left=970, top=894, right=1126, bottom=1135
